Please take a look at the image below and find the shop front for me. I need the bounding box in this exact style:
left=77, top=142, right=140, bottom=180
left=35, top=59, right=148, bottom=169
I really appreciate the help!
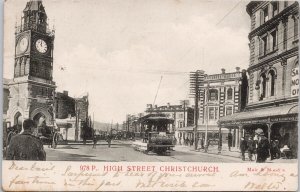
left=177, top=125, right=229, bottom=147
left=218, top=104, right=298, bottom=158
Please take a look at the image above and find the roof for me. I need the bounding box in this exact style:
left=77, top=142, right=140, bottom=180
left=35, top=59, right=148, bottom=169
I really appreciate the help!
left=177, top=125, right=227, bottom=132
left=219, top=104, right=298, bottom=124
left=142, top=116, right=174, bottom=124
left=23, top=0, right=45, bottom=12
left=139, top=114, right=174, bottom=124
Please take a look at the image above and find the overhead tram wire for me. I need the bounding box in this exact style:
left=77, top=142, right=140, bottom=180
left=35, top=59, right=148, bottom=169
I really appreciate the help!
left=153, top=76, right=163, bottom=106
left=216, top=0, right=243, bottom=26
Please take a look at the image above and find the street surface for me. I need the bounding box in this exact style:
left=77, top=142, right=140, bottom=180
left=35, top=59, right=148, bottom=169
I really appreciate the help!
left=45, top=140, right=244, bottom=162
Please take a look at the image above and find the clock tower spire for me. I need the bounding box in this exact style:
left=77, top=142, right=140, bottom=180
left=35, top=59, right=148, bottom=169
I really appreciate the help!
left=8, top=0, right=56, bottom=132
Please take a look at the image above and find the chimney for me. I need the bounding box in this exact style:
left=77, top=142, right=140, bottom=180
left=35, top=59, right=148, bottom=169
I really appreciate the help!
left=68, top=114, right=72, bottom=119
left=167, top=103, right=170, bottom=108
left=221, top=68, right=225, bottom=74
left=63, top=91, right=68, bottom=96
left=236, top=67, right=240, bottom=72
left=154, top=105, right=157, bottom=108
left=146, top=104, right=152, bottom=109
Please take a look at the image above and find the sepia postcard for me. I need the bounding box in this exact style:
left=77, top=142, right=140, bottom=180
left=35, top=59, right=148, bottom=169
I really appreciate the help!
left=2, top=0, right=299, bottom=191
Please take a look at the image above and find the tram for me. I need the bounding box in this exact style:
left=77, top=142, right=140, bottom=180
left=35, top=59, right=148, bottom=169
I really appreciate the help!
left=132, top=114, right=175, bottom=155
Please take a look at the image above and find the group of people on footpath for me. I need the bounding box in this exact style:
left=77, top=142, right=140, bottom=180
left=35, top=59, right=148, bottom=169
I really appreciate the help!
left=239, top=128, right=276, bottom=163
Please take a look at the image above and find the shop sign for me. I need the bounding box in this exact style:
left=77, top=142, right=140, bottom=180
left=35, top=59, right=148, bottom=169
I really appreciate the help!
left=291, top=67, right=299, bottom=97
left=271, top=115, right=298, bottom=122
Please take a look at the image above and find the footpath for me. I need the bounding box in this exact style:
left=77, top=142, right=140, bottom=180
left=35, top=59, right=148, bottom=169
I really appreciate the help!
left=175, top=144, right=297, bottom=163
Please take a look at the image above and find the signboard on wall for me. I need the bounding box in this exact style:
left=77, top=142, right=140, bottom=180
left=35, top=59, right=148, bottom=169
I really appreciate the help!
left=291, top=67, right=299, bottom=97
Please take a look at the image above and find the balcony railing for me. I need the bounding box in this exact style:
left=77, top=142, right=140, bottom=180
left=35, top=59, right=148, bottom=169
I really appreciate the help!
left=205, top=72, right=242, bottom=80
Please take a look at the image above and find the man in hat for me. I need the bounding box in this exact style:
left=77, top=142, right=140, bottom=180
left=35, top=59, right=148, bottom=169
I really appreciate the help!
left=227, top=132, right=233, bottom=151
left=247, top=136, right=256, bottom=161
left=240, top=137, right=248, bottom=161
left=256, top=130, right=270, bottom=163
left=6, top=119, right=46, bottom=160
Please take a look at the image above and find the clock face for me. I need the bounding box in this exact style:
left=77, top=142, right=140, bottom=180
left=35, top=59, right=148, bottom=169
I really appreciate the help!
left=35, top=39, right=48, bottom=53
left=19, top=36, right=29, bottom=53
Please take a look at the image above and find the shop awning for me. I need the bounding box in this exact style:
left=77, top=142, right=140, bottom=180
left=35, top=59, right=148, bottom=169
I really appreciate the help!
left=219, top=104, right=298, bottom=126
left=55, top=119, right=73, bottom=128
left=177, top=125, right=221, bottom=132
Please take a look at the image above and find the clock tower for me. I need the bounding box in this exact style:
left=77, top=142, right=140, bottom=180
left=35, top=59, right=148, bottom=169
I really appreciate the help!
left=7, top=0, right=56, bottom=131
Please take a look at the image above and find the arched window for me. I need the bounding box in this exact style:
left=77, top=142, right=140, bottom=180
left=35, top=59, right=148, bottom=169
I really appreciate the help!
left=227, top=88, right=233, bottom=100
left=268, top=70, right=276, bottom=97
left=209, top=89, right=218, bottom=101
left=260, top=74, right=266, bottom=100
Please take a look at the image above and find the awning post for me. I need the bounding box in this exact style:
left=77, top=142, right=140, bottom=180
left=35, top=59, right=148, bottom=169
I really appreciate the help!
left=267, top=123, right=273, bottom=142
left=238, top=125, right=243, bottom=149
left=218, top=126, right=222, bottom=154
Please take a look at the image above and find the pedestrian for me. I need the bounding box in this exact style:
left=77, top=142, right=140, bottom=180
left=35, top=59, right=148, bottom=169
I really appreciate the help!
left=6, top=119, right=46, bottom=161
left=6, top=127, right=17, bottom=147
left=227, top=132, right=233, bottom=151
left=270, top=139, right=280, bottom=160
left=200, top=137, right=204, bottom=149
left=93, top=135, right=98, bottom=148
left=107, top=134, right=112, bottom=148
left=256, top=132, right=270, bottom=163
left=186, top=137, right=190, bottom=146
left=247, top=136, right=256, bottom=161
left=240, top=137, right=248, bottom=161
left=52, top=130, right=60, bottom=149
left=190, top=137, right=194, bottom=147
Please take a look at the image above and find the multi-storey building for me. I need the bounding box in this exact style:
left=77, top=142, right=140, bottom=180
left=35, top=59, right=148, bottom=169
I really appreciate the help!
left=220, top=1, right=298, bottom=157
left=145, top=103, right=194, bottom=128
left=189, top=68, right=247, bottom=146
left=54, top=91, right=91, bottom=141
left=55, top=91, right=75, bottom=119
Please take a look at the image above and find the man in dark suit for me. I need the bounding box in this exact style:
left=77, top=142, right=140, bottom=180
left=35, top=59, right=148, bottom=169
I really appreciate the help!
left=6, top=119, right=46, bottom=161
left=240, top=137, right=248, bottom=161
left=256, top=133, right=270, bottom=163
left=227, top=132, right=233, bottom=151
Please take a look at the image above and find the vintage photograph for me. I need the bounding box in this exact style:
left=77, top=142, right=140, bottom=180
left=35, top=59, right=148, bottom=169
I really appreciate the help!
left=3, top=0, right=299, bottom=164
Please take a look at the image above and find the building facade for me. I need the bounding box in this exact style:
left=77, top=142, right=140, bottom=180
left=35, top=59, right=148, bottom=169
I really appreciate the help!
left=54, top=91, right=91, bottom=141
left=7, top=0, right=56, bottom=134
left=145, top=103, right=194, bottom=129
left=220, top=1, right=298, bottom=157
left=55, top=91, right=75, bottom=119
left=177, top=68, right=246, bottom=146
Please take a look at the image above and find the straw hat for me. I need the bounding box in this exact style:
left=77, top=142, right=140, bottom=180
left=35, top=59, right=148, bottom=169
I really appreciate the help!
left=255, top=128, right=264, bottom=135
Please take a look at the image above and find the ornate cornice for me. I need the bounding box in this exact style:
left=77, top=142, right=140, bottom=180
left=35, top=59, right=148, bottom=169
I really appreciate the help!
left=247, top=46, right=298, bottom=72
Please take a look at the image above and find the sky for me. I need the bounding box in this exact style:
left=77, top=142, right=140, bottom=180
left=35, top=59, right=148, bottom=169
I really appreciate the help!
left=4, top=0, right=250, bottom=123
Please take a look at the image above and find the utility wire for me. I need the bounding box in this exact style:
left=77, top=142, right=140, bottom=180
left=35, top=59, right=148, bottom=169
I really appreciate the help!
left=153, top=76, right=163, bottom=106
left=216, top=0, right=243, bottom=26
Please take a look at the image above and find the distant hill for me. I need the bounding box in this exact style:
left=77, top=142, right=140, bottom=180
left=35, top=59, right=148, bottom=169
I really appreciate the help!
left=93, top=121, right=121, bottom=132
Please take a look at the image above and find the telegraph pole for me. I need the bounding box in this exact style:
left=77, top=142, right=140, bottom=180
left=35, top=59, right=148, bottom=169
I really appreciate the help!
left=190, top=70, right=205, bottom=150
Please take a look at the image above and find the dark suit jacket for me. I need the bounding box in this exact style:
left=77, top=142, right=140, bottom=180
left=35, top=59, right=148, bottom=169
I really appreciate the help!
left=6, top=130, right=46, bottom=161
